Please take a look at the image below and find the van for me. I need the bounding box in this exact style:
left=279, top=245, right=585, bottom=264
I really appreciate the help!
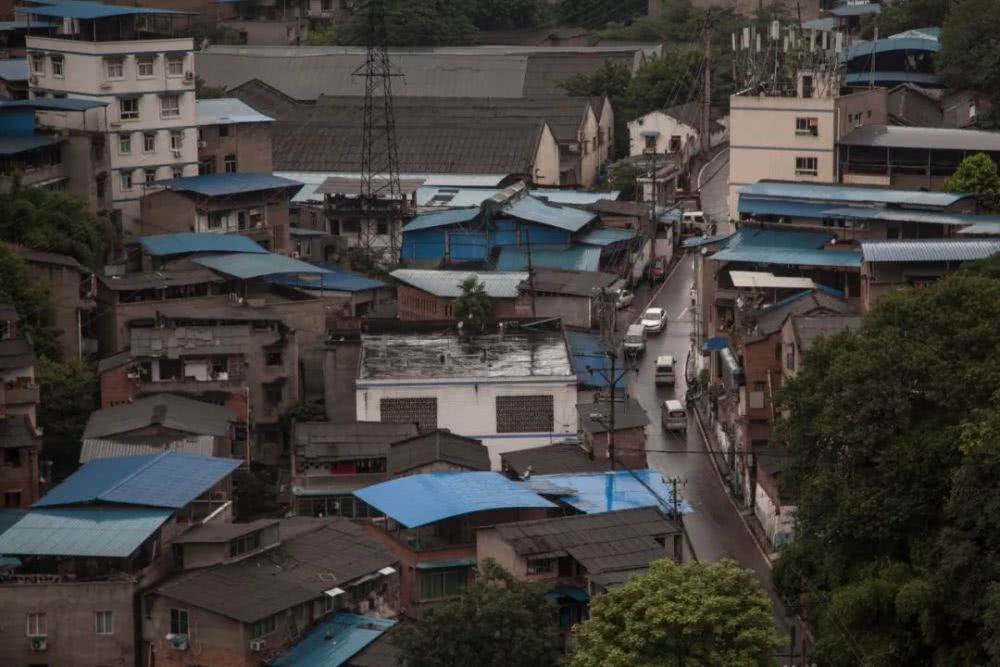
left=662, top=399, right=687, bottom=432
left=654, top=355, right=676, bottom=385
left=623, top=324, right=646, bottom=355
left=681, top=210, right=706, bottom=235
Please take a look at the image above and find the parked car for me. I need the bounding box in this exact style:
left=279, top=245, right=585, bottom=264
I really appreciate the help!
left=641, top=308, right=668, bottom=334
left=654, top=355, right=676, bottom=385
left=616, top=289, right=634, bottom=309
left=662, top=399, right=687, bottom=432
left=623, top=323, right=646, bottom=356
left=651, top=256, right=667, bottom=282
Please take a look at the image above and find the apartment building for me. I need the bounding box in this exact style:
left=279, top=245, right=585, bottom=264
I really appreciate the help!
left=23, top=2, right=198, bottom=234
left=0, top=305, right=41, bottom=509
left=195, top=97, right=274, bottom=176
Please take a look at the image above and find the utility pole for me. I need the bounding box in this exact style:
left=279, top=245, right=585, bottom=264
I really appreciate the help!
left=243, top=384, right=252, bottom=471
left=702, top=21, right=713, bottom=156
left=586, top=349, right=633, bottom=472
left=525, top=228, right=536, bottom=317
left=649, top=148, right=658, bottom=266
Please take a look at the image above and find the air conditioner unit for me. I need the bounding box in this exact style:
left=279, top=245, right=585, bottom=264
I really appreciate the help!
left=109, top=122, right=121, bottom=129
left=249, top=639, right=266, bottom=652
left=165, top=633, right=189, bottom=650
left=172, top=149, right=182, bottom=158
left=29, top=75, right=38, bottom=84
left=30, top=636, right=47, bottom=652
left=184, top=71, right=194, bottom=80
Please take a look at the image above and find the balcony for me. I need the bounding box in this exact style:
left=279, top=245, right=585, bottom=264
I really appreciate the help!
left=137, top=378, right=242, bottom=396
left=4, top=385, right=39, bottom=405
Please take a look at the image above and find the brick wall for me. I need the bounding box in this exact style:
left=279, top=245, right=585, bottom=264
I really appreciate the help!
left=100, top=366, right=137, bottom=408
left=585, top=427, right=647, bottom=469
left=397, top=286, right=521, bottom=322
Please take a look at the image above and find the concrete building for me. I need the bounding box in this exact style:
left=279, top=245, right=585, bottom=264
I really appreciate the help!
left=140, top=173, right=303, bottom=253
left=0, top=451, right=240, bottom=667
left=841, top=27, right=941, bottom=90
left=576, top=397, right=650, bottom=470
left=196, top=97, right=274, bottom=176
left=146, top=516, right=400, bottom=667
left=23, top=2, right=199, bottom=234
left=628, top=101, right=727, bottom=162
left=501, top=441, right=611, bottom=477
left=355, top=323, right=578, bottom=465
left=12, top=246, right=97, bottom=361
left=0, top=305, right=41, bottom=509
left=518, top=268, right=621, bottom=328
left=391, top=269, right=528, bottom=321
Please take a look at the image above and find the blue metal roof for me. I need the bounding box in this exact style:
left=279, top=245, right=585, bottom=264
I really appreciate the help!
left=353, top=471, right=557, bottom=528
left=288, top=226, right=327, bottom=237
left=0, top=97, right=107, bottom=110
left=577, top=227, right=638, bottom=247
left=845, top=34, right=938, bottom=61
left=682, top=233, right=733, bottom=248
left=0, top=59, right=26, bottom=81
left=155, top=173, right=303, bottom=197
left=737, top=181, right=966, bottom=209
left=403, top=207, right=480, bottom=232
left=0, top=509, right=26, bottom=537
left=564, top=328, right=625, bottom=389
left=0, top=134, right=61, bottom=155
left=269, top=265, right=386, bottom=292
left=829, top=2, right=881, bottom=16
left=19, top=2, right=196, bottom=19
left=270, top=613, right=396, bottom=667
left=821, top=207, right=1000, bottom=226
left=0, top=21, right=43, bottom=31
left=0, top=507, right=172, bottom=557
left=530, top=470, right=692, bottom=514
left=710, top=227, right=863, bottom=268
left=738, top=197, right=840, bottom=220
left=504, top=196, right=597, bottom=232
left=193, top=253, right=332, bottom=279
left=35, top=451, right=241, bottom=509
left=861, top=239, right=1000, bottom=262
left=702, top=336, right=729, bottom=352
left=843, top=71, right=942, bottom=86
left=139, top=232, right=268, bottom=256
left=496, top=246, right=602, bottom=272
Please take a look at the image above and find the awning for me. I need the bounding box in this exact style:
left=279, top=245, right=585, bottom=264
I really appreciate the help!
left=545, top=586, right=590, bottom=603
left=414, top=557, right=477, bottom=571
left=703, top=336, right=729, bottom=352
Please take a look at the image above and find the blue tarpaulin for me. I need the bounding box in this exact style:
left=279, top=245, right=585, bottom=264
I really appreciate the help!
left=702, top=336, right=729, bottom=352
left=530, top=470, right=693, bottom=515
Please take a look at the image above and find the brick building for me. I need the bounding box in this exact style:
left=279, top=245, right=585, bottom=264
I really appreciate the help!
left=196, top=97, right=274, bottom=176
left=390, top=269, right=528, bottom=321
left=0, top=304, right=40, bottom=508
left=577, top=398, right=649, bottom=470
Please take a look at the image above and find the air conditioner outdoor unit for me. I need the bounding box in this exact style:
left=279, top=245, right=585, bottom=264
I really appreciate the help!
left=184, top=71, right=194, bottom=80
left=172, top=149, right=182, bottom=158
left=30, top=636, right=47, bottom=652
left=29, top=75, right=38, bottom=84
left=250, top=639, right=266, bottom=652
left=165, top=633, right=189, bottom=650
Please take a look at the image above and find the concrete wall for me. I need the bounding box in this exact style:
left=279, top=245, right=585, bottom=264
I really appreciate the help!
left=754, top=469, right=796, bottom=549
left=199, top=121, right=273, bottom=175
left=628, top=110, right=699, bottom=160
left=578, top=105, right=601, bottom=188
left=397, top=285, right=522, bottom=322
left=144, top=594, right=254, bottom=667
left=533, top=123, right=561, bottom=186
left=356, top=380, right=579, bottom=467
left=585, top=427, right=647, bottom=470
left=0, top=443, right=39, bottom=508
left=19, top=254, right=88, bottom=361
left=522, top=293, right=593, bottom=328
left=0, top=579, right=137, bottom=667
left=835, top=89, right=888, bottom=137
left=728, top=94, right=836, bottom=220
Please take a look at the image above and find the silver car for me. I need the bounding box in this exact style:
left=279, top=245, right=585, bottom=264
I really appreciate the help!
left=641, top=307, right=667, bottom=334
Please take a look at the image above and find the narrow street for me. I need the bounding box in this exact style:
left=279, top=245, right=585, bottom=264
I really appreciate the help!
left=622, top=149, right=796, bottom=642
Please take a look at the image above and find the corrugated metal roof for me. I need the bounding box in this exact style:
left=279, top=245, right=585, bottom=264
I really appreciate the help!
left=390, top=269, right=527, bottom=298
left=80, top=437, right=215, bottom=463
left=564, top=328, right=625, bottom=389
left=84, top=394, right=238, bottom=439
left=839, top=124, right=1000, bottom=152
left=821, top=207, right=1000, bottom=226
left=315, top=176, right=426, bottom=196
left=496, top=245, right=601, bottom=272
left=271, top=613, right=397, bottom=667
left=844, top=33, right=937, bottom=62
left=35, top=451, right=241, bottom=509
left=729, top=271, right=815, bottom=289
left=682, top=233, right=733, bottom=248
left=195, top=98, right=273, bottom=126
left=269, top=266, right=386, bottom=292
left=1, top=97, right=107, bottom=110
left=193, top=253, right=332, bottom=279
left=0, top=135, right=61, bottom=155
left=20, top=2, right=195, bottom=18
left=957, top=222, right=1000, bottom=236
left=830, top=2, right=881, bottom=16
left=0, top=507, right=172, bottom=557
left=577, top=227, right=638, bottom=246
left=737, top=181, right=967, bottom=209
left=154, top=173, right=303, bottom=197
left=710, top=227, right=863, bottom=269
left=139, top=232, right=268, bottom=256
left=402, top=207, right=480, bottom=232
left=504, top=196, right=596, bottom=232
left=530, top=470, right=692, bottom=514
left=578, top=398, right=650, bottom=433
left=353, top=472, right=557, bottom=528
left=843, top=71, right=941, bottom=86
left=0, top=59, right=27, bottom=81
left=861, top=239, right=1000, bottom=262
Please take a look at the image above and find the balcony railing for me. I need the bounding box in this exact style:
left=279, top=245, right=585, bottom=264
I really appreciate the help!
left=4, top=385, right=39, bottom=404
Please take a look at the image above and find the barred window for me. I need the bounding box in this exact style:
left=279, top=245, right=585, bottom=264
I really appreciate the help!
left=380, top=397, right=437, bottom=430
left=496, top=395, right=553, bottom=433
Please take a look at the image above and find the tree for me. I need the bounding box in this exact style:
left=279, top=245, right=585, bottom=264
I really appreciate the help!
left=943, top=153, right=1000, bottom=212
left=938, top=0, right=1000, bottom=125
left=608, top=160, right=640, bottom=200
left=570, top=559, right=781, bottom=667
left=0, top=243, right=60, bottom=360
left=471, top=0, right=551, bottom=30
left=454, top=276, right=491, bottom=331
left=195, top=75, right=228, bottom=99
left=555, top=0, right=645, bottom=29
left=772, top=255, right=1000, bottom=665
left=860, top=0, right=952, bottom=39
left=393, top=560, right=558, bottom=667
left=36, top=358, right=97, bottom=480
left=342, top=0, right=478, bottom=46
left=306, top=22, right=341, bottom=45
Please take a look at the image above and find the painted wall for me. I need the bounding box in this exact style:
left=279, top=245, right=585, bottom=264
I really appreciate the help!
left=532, top=123, right=561, bottom=186
left=628, top=110, right=699, bottom=159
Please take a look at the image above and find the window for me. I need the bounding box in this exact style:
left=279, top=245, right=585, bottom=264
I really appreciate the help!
left=321, top=0, right=332, bottom=9
left=794, top=156, right=818, bottom=176
left=169, top=608, right=189, bottom=635
left=496, top=395, right=554, bottom=433
left=801, top=74, right=813, bottom=99
left=526, top=558, right=552, bottom=575
left=199, top=159, right=216, bottom=175
left=224, top=154, right=237, bottom=173
left=172, top=167, right=183, bottom=179
left=137, top=55, right=154, bottom=77
left=143, top=132, right=156, bottom=152
left=375, top=220, right=389, bottom=235
left=170, top=130, right=183, bottom=150
left=30, top=54, right=44, bottom=75
left=786, top=346, right=796, bottom=370
left=264, top=384, right=282, bottom=405
left=644, top=134, right=656, bottom=150
left=669, top=135, right=682, bottom=152
left=144, top=168, right=157, bottom=184
left=166, top=54, right=185, bottom=76
left=218, top=125, right=229, bottom=137
left=95, top=610, right=114, bottom=635
left=419, top=569, right=467, bottom=601
left=208, top=212, right=224, bottom=229
left=160, top=94, right=180, bottom=119
left=4, top=490, right=21, bottom=506
left=118, top=133, right=131, bottom=154
left=26, top=612, right=46, bottom=636
left=265, top=351, right=282, bottom=366
left=380, top=397, right=437, bottom=430
left=120, top=171, right=133, bottom=190
left=4, top=449, right=20, bottom=466
left=119, top=96, right=139, bottom=121
left=795, top=117, right=818, bottom=137
left=50, top=55, right=64, bottom=77
left=229, top=531, right=261, bottom=558
left=249, top=615, right=276, bottom=639
left=105, top=57, right=124, bottom=79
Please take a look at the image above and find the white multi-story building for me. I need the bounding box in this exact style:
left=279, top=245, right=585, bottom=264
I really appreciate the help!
left=23, top=3, right=198, bottom=235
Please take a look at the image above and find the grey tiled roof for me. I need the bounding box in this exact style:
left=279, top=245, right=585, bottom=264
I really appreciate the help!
left=131, top=325, right=253, bottom=358
left=388, top=429, right=490, bottom=475
left=83, top=394, right=238, bottom=439
left=749, top=291, right=855, bottom=341
left=501, top=441, right=610, bottom=476
left=790, top=315, right=863, bottom=353
left=577, top=398, right=650, bottom=433
left=0, top=414, right=36, bottom=449
left=521, top=52, right=635, bottom=97
left=294, top=421, right=420, bottom=462
left=0, top=338, right=35, bottom=371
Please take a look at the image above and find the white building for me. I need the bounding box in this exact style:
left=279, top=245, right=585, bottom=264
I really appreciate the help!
left=355, top=328, right=579, bottom=467
left=628, top=101, right=728, bottom=162
left=23, top=3, right=199, bottom=235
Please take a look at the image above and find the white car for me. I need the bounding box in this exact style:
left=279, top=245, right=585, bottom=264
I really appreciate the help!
left=615, top=289, right=634, bottom=309
left=641, top=307, right=667, bottom=333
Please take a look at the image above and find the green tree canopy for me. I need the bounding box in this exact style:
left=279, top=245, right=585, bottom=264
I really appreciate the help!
left=570, top=559, right=781, bottom=667
left=938, top=0, right=1000, bottom=127
left=860, top=0, right=952, bottom=39
left=773, top=255, right=1000, bottom=665
left=943, top=152, right=1000, bottom=212
left=608, top=160, right=640, bottom=200
left=0, top=242, right=60, bottom=360
left=472, top=0, right=552, bottom=30
left=36, top=357, right=97, bottom=479
left=393, top=560, right=558, bottom=667
left=454, top=276, right=491, bottom=331
left=343, top=0, right=478, bottom=46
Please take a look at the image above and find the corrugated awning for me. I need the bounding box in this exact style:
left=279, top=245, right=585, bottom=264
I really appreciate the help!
left=414, top=557, right=477, bottom=570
